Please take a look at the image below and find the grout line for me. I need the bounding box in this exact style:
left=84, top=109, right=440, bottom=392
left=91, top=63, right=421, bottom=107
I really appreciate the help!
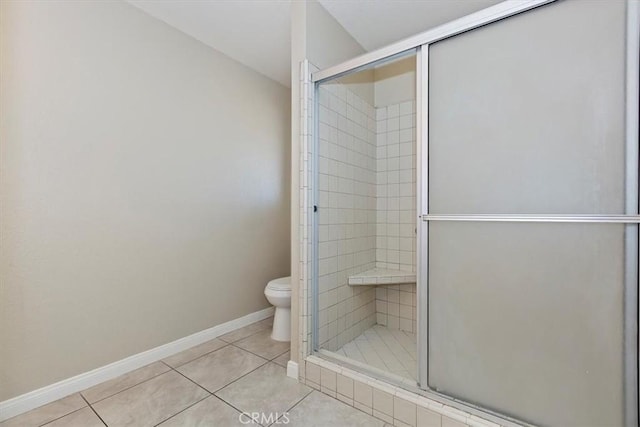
left=229, top=342, right=285, bottom=363
left=212, top=395, right=267, bottom=427
left=267, top=388, right=315, bottom=427
left=218, top=323, right=271, bottom=344
left=163, top=342, right=231, bottom=369
left=270, top=349, right=290, bottom=362
left=338, top=325, right=417, bottom=382
left=164, top=324, right=276, bottom=395
left=86, top=364, right=173, bottom=406
left=164, top=352, right=281, bottom=418
left=373, top=325, right=406, bottom=367
left=215, top=359, right=272, bottom=391
left=164, top=316, right=273, bottom=369
left=212, top=372, right=280, bottom=427
left=200, top=358, right=269, bottom=395
left=147, top=365, right=224, bottom=426
left=80, top=394, right=108, bottom=427
left=151, top=394, right=210, bottom=427
left=210, top=359, right=304, bottom=427
left=34, top=404, right=89, bottom=427
left=76, top=343, right=242, bottom=409
left=169, top=364, right=217, bottom=395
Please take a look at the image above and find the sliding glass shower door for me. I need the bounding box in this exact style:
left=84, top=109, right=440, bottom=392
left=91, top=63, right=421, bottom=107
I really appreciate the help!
left=421, top=1, right=637, bottom=426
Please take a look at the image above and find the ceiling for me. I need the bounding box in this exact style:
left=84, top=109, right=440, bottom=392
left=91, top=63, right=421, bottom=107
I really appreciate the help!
left=318, top=0, right=501, bottom=51
left=127, top=0, right=501, bottom=88
left=127, top=0, right=291, bottom=87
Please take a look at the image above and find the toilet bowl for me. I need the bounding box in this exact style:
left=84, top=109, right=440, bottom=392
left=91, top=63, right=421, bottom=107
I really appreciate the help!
left=264, top=276, right=291, bottom=342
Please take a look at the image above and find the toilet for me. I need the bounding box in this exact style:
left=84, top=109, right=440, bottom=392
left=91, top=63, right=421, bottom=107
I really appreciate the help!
left=264, top=276, right=291, bottom=342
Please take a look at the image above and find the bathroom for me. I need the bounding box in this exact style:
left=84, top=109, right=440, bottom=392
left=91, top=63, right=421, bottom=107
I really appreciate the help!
left=1, top=1, right=639, bottom=426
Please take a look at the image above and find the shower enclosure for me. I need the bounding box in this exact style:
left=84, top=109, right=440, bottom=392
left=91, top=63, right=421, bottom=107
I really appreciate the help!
left=310, top=0, right=639, bottom=426
left=314, top=52, right=418, bottom=384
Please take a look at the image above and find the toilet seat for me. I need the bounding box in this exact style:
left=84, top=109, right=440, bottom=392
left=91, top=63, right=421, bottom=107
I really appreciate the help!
left=266, top=277, right=291, bottom=292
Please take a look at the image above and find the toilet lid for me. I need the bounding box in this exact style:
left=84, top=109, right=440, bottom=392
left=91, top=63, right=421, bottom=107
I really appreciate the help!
left=267, top=276, right=291, bottom=291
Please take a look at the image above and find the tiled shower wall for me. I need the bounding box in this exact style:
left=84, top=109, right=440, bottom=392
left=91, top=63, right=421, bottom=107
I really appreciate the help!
left=317, top=83, right=378, bottom=351
left=375, top=101, right=417, bottom=273
left=375, top=284, right=417, bottom=333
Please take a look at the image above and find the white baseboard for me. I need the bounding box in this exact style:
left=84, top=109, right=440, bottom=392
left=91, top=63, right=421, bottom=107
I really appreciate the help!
left=0, top=306, right=275, bottom=422
left=286, top=360, right=299, bottom=379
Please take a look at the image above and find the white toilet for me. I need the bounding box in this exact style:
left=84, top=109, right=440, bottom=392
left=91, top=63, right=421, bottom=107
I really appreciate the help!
left=264, top=276, right=291, bottom=342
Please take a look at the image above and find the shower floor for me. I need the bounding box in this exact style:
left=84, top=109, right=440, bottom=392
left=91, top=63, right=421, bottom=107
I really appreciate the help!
left=334, top=324, right=417, bottom=381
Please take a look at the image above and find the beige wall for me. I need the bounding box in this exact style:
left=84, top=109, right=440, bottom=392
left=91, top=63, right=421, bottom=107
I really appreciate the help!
left=374, top=56, right=415, bottom=107
left=0, top=0, right=290, bottom=401
left=338, top=70, right=375, bottom=106
left=305, top=0, right=365, bottom=71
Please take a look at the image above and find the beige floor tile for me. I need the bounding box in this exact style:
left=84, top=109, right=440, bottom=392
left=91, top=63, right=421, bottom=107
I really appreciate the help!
left=272, top=350, right=290, bottom=368
left=177, top=345, right=266, bottom=392
left=216, top=362, right=311, bottom=418
left=233, top=329, right=290, bottom=360
left=81, top=362, right=170, bottom=403
left=42, top=407, right=105, bottom=427
left=92, top=370, right=208, bottom=427
left=158, top=396, right=244, bottom=427
left=286, top=391, right=386, bottom=427
left=162, top=339, right=228, bottom=368
left=0, top=393, right=86, bottom=427
left=219, top=321, right=269, bottom=343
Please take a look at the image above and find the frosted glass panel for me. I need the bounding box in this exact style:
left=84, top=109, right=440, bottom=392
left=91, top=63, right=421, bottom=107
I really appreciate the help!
left=428, top=0, right=626, bottom=215
left=425, top=1, right=631, bottom=426
left=428, top=222, right=625, bottom=426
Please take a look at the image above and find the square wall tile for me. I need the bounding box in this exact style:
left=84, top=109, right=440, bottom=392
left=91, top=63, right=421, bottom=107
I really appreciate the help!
left=337, top=374, right=354, bottom=398
left=417, top=406, right=442, bottom=427
left=287, top=390, right=385, bottom=426
left=321, top=367, right=337, bottom=392
left=306, top=361, right=321, bottom=384
left=373, top=409, right=394, bottom=424
left=372, top=389, right=393, bottom=417
left=354, top=401, right=373, bottom=415
left=394, top=396, right=417, bottom=427
left=354, top=380, right=373, bottom=408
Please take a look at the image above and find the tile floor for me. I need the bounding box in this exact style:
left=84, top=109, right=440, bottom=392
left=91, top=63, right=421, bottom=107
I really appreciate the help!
left=1, top=317, right=388, bottom=427
left=334, top=325, right=416, bottom=381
